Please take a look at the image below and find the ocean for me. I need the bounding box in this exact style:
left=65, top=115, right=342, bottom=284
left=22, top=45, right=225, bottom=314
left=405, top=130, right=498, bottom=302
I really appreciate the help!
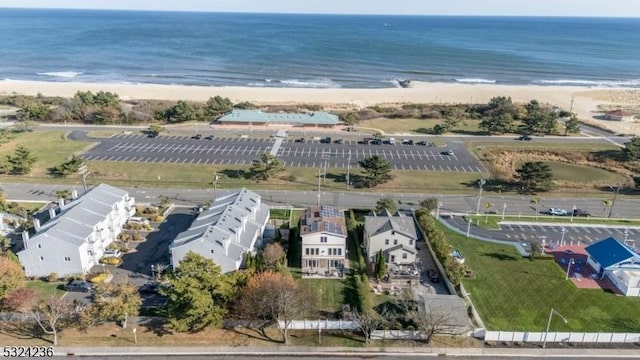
left=0, top=8, right=639, bottom=88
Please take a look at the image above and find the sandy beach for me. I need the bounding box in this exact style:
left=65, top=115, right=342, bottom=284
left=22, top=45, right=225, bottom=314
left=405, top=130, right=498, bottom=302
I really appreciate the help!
left=1, top=79, right=638, bottom=134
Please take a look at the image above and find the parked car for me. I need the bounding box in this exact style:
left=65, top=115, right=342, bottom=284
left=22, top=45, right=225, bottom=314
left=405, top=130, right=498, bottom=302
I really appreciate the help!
left=104, top=249, right=122, bottom=258
left=64, top=280, right=93, bottom=293
left=388, top=137, right=396, bottom=145
left=416, top=140, right=429, bottom=146
left=204, top=135, right=214, bottom=140
left=191, top=134, right=202, bottom=140
left=320, top=137, right=332, bottom=144
left=518, top=135, right=532, bottom=141
left=294, top=138, right=305, bottom=143
left=427, top=269, right=440, bottom=283
left=401, top=139, right=414, bottom=145
left=441, top=149, right=454, bottom=155
left=548, top=208, right=568, bottom=216
left=573, top=208, right=592, bottom=217
left=333, top=139, right=344, bottom=144
left=371, top=139, right=382, bottom=145
left=358, top=139, right=370, bottom=145
left=147, top=133, right=157, bottom=139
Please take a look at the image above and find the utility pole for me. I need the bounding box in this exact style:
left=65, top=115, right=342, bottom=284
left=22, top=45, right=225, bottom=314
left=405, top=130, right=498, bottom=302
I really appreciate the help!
left=346, top=152, right=351, bottom=190
left=212, top=172, right=220, bottom=200
left=475, top=178, right=486, bottom=215
left=79, top=164, right=89, bottom=193
left=608, top=185, right=620, bottom=218
left=317, top=170, right=321, bottom=206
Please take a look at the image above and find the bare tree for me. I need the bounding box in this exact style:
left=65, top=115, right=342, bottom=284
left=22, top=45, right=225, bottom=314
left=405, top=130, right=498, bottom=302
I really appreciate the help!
left=236, top=270, right=316, bottom=344
left=28, top=297, right=76, bottom=346
left=351, top=308, right=385, bottom=344
left=407, top=303, right=458, bottom=344
left=261, top=242, right=285, bottom=270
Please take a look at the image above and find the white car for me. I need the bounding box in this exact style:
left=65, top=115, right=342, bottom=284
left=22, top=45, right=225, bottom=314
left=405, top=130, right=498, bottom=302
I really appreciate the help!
left=548, top=208, right=568, bottom=216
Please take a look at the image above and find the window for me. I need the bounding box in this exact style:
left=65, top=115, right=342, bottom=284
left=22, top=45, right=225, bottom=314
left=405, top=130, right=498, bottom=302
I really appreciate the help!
left=385, top=239, right=389, bottom=245
left=316, top=248, right=320, bottom=255
left=321, top=236, right=327, bottom=243
left=402, top=253, right=408, bottom=259
left=409, top=239, right=413, bottom=246
left=64, top=256, right=71, bottom=262
left=39, top=256, right=44, bottom=261
left=88, top=250, right=93, bottom=256
left=305, top=248, right=310, bottom=255
left=37, top=244, right=42, bottom=249
left=337, top=248, right=342, bottom=256
left=394, top=239, right=398, bottom=245
left=210, top=249, right=215, bottom=254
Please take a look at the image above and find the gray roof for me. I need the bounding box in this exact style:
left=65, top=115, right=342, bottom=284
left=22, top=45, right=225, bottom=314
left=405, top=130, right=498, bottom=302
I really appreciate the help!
left=32, top=184, right=130, bottom=246
left=364, top=213, right=418, bottom=240
left=171, top=188, right=269, bottom=272
left=217, top=109, right=339, bottom=125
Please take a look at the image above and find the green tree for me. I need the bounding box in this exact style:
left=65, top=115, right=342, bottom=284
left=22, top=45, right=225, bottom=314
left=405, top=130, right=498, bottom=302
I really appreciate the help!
left=420, top=198, right=439, bottom=213
left=92, top=282, right=141, bottom=328
left=623, top=137, right=640, bottom=161
left=479, top=113, right=514, bottom=134
left=564, top=116, right=580, bottom=135
left=160, top=252, right=232, bottom=332
left=49, top=155, right=83, bottom=177
left=147, top=124, right=165, bottom=137
left=375, top=197, right=397, bottom=215
left=0, top=235, right=11, bottom=254
left=530, top=242, right=542, bottom=261
left=522, top=100, right=558, bottom=135
left=161, top=101, right=203, bottom=123
left=93, top=91, right=121, bottom=108
left=483, top=96, right=520, bottom=118
left=17, top=101, right=50, bottom=121
left=517, top=162, right=554, bottom=194
left=373, top=250, right=387, bottom=281
left=205, top=96, right=233, bottom=118
left=250, top=152, right=284, bottom=181
left=342, top=112, right=358, bottom=126
left=8, top=146, right=38, bottom=174
left=54, top=189, right=73, bottom=201
left=359, top=155, right=392, bottom=188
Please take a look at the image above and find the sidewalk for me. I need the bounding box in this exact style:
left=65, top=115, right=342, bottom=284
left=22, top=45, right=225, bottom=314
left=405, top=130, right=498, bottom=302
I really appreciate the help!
left=53, top=345, right=640, bottom=357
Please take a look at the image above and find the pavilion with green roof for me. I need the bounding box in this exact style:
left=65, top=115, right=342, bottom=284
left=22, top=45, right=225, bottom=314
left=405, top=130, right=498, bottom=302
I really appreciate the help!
left=215, top=109, right=340, bottom=127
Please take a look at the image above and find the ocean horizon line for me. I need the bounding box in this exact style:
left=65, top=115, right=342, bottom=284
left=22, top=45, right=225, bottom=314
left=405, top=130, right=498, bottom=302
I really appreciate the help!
left=1, top=8, right=639, bottom=19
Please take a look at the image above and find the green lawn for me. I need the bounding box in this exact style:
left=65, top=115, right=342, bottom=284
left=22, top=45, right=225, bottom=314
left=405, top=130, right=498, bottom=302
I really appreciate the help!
left=24, top=280, right=66, bottom=300
left=440, top=222, right=640, bottom=331
left=465, top=215, right=640, bottom=230
left=298, top=278, right=347, bottom=313
left=535, top=161, right=625, bottom=184
left=0, top=131, right=94, bottom=177
left=269, top=209, right=291, bottom=220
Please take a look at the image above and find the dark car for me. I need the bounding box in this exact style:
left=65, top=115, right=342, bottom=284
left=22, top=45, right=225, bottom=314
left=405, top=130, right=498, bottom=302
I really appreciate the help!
left=320, top=137, right=332, bottom=144
left=401, top=139, right=414, bottom=145
left=518, top=135, right=532, bottom=141
left=294, top=138, right=305, bottom=143
left=333, top=139, right=344, bottom=144
left=64, top=280, right=93, bottom=293
left=371, top=139, right=382, bottom=145
left=441, top=149, right=454, bottom=155
left=573, top=208, right=592, bottom=217
left=204, top=135, right=214, bottom=140
left=416, top=140, right=429, bottom=146
left=427, top=269, right=440, bottom=283
left=357, top=139, right=370, bottom=145
left=191, top=134, right=202, bottom=140
left=147, top=133, right=157, bottom=138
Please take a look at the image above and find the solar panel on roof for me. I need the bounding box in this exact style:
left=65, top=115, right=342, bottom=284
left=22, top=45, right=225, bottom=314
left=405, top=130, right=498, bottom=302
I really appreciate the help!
left=320, top=205, right=341, bottom=218
left=324, top=221, right=343, bottom=235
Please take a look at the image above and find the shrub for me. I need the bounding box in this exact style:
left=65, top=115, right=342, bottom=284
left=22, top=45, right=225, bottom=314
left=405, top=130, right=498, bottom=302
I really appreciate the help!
left=88, top=272, right=109, bottom=283
left=99, top=257, right=122, bottom=266
left=152, top=215, right=164, bottom=223
left=46, top=272, right=58, bottom=282
left=132, top=233, right=145, bottom=242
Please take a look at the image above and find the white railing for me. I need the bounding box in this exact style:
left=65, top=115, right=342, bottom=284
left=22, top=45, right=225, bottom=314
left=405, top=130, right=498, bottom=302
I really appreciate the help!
left=485, top=331, right=640, bottom=344
left=278, top=319, right=357, bottom=330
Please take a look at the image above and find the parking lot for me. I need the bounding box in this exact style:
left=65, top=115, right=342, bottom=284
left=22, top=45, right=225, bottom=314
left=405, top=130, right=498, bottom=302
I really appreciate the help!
left=82, top=133, right=484, bottom=172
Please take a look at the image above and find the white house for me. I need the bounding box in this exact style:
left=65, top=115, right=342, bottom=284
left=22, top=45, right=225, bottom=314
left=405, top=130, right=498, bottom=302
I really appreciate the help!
left=170, top=188, right=269, bottom=273
left=586, top=237, right=640, bottom=296
left=364, top=210, right=418, bottom=266
left=300, top=205, right=347, bottom=276
left=17, top=184, right=135, bottom=278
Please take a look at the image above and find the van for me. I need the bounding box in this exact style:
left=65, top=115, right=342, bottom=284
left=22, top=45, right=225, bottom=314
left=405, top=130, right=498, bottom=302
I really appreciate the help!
left=389, top=138, right=396, bottom=145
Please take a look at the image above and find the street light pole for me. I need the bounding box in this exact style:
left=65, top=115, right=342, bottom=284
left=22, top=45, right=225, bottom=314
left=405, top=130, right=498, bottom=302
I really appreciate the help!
left=212, top=173, right=220, bottom=200
left=475, top=178, right=486, bottom=215
left=501, top=203, right=507, bottom=220
left=317, top=170, right=321, bottom=206
left=570, top=205, right=576, bottom=223
left=543, top=308, right=568, bottom=348
left=436, top=202, right=442, bottom=218
left=565, top=258, right=575, bottom=280
left=467, top=215, right=472, bottom=238
left=79, top=164, right=89, bottom=193
left=608, top=185, right=620, bottom=218
left=346, top=152, right=351, bottom=190
left=560, top=227, right=567, bottom=246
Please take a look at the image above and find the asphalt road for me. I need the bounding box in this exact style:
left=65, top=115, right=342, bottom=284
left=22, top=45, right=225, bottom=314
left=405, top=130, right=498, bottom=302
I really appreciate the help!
left=81, top=133, right=483, bottom=172
left=3, top=183, right=639, bottom=219
left=444, top=216, right=640, bottom=249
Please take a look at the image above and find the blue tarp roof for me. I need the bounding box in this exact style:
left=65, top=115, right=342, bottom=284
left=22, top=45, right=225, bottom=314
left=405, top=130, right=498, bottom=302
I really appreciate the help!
left=585, top=237, right=639, bottom=269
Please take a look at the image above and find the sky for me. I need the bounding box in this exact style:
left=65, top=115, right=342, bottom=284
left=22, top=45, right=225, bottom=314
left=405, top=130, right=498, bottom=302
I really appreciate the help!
left=0, top=0, right=639, bottom=17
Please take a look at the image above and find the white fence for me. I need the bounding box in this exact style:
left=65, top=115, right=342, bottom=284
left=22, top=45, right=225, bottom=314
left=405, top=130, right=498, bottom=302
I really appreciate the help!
left=278, top=320, right=357, bottom=330
left=485, top=331, right=640, bottom=344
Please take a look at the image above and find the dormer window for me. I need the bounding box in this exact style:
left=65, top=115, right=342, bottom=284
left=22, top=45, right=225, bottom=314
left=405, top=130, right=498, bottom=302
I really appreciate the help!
left=210, top=249, right=215, bottom=254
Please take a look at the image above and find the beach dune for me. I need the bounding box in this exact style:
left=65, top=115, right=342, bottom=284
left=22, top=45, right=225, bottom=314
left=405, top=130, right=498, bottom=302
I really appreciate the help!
left=1, top=80, right=638, bottom=135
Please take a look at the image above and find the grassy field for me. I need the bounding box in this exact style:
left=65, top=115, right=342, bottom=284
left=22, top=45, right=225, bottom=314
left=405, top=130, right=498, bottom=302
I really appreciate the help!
left=465, top=214, right=640, bottom=230
left=0, top=131, right=94, bottom=177
left=468, top=141, right=620, bottom=153
left=24, top=280, right=66, bottom=300
left=298, top=278, right=347, bottom=313
left=542, top=161, right=627, bottom=184
left=441, top=222, right=640, bottom=331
